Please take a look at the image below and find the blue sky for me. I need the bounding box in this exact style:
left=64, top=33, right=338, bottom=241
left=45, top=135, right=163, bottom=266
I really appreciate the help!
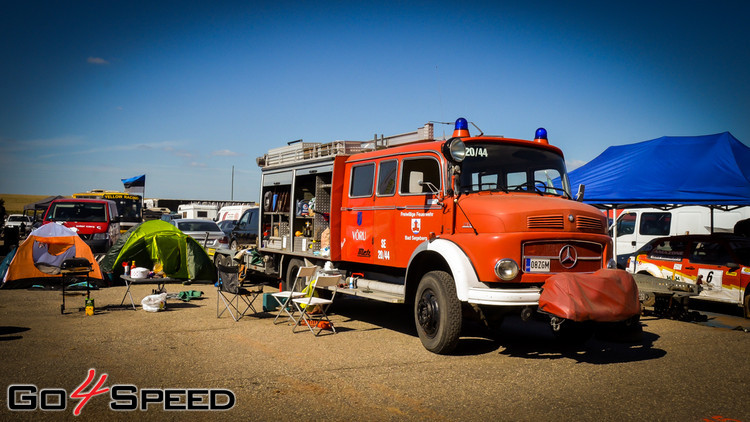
left=1, top=0, right=748, bottom=202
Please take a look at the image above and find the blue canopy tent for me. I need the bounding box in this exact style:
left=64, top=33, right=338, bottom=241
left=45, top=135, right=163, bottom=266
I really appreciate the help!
left=568, top=132, right=750, bottom=207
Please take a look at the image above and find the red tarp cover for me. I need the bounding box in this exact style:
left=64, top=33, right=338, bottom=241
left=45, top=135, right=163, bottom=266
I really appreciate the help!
left=539, top=269, right=640, bottom=322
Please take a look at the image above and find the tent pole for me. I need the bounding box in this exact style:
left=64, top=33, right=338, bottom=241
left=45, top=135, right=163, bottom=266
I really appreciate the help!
left=610, top=205, right=619, bottom=266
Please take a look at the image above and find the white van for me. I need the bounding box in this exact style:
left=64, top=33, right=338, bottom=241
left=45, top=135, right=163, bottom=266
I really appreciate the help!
left=612, top=206, right=750, bottom=266
left=216, top=205, right=253, bottom=222
left=177, top=203, right=218, bottom=220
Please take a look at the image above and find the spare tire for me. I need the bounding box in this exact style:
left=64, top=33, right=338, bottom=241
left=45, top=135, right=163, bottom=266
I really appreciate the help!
left=263, top=191, right=273, bottom=212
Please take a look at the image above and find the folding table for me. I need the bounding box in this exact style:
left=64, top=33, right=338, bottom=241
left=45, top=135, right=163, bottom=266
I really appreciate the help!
left=119, top=275, right=175, bottom=310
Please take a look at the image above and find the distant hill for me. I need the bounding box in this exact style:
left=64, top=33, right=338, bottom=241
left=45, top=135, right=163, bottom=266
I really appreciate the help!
left=0, top=194, right=61, bottom=215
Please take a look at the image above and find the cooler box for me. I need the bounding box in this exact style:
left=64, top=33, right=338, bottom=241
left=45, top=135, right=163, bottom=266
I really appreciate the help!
left=263, top=293, right=279, bottom=312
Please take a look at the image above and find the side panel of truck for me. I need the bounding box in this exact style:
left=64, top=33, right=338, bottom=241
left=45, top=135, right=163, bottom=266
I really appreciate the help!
left=392, top=154, right=445, bottom=265
left=256, top=160, right=345, bottom=264
left=341, top=159, right=376, bottom=264
left=340, top=151, right=446, bottom=268
left=373, top=159, right=398, bottom=267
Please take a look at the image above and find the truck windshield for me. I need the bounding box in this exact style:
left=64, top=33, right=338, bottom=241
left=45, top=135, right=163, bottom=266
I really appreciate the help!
left=48, top=202, right=107, bottom=223
left=457, top=143, right=571, bottom=197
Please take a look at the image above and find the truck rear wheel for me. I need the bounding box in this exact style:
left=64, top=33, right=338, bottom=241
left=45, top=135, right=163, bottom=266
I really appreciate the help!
left=285, top=258, right=305, bottom=291
left=744, top=293, right=749, bottom=319
left=414, top=271, right=462, bottom=354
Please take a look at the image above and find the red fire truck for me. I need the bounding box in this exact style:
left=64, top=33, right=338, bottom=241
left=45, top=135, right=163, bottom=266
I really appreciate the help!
left=217, top=118, right=639, bottom=353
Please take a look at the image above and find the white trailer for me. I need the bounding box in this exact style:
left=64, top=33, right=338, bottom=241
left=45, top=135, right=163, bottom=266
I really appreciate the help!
left=177, top=203, right=218, bottom=220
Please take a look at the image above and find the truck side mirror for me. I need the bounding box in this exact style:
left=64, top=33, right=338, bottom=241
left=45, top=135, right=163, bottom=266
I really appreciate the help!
left=575, top=184, right=585, bottom=202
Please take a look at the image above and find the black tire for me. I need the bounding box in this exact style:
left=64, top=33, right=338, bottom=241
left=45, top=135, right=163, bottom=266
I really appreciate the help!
left=263, top=191, right=273, bottom=212
left=213, top=252, right=232, bottom=268
left=285, top=258, right=305, bottom=291
left=744, top=294, right=750, bottom=319
left=414, top=270, right=462, bottom=354
left=230, top=240, right=239, bottom=251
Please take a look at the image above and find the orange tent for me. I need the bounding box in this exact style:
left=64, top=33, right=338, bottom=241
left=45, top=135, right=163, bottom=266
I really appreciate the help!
left=2, top=223, right=102, bottom=288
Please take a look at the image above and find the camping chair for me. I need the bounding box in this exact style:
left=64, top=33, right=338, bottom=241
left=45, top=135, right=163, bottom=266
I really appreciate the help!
left=291, top=275, right=341, bottom=336
left=271, top=265, right=317, bottom=325
left=216, top=264, right=264, bottom=321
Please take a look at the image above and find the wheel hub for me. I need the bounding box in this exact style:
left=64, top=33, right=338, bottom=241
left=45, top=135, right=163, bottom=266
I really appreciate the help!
left=417, top=289, right=439, bottom=337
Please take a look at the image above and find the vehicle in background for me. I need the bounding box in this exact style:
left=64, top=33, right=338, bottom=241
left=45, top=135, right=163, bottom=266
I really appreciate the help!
left=177, top=203, right=218, bottom=220
left=4, top=214, right=33, bottom=234
left=228, top=207, right=258, bottom=251
left=73, top=190, right=143, bottom=233
left=160, top=212, right=181, bottom=223
left=43, top=198, right=120, bottom=253
left=143, top=207, right=170, bottom=221
left=216, top=205, right=254, bottom=222
left=612, top=206, right=750, bottom=268
left=169, top=218, right=228, bottom=256
left=217, top=219, right=237, bottom=237
left=628, top=234, right=750, bottom=317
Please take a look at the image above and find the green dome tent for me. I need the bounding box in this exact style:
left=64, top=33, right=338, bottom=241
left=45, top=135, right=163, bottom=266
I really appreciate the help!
left=101, top=220, right=216, bottom=282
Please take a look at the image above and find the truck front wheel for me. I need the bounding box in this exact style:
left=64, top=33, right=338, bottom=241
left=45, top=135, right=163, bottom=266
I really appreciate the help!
left=414, top=271, right=462, bottom=354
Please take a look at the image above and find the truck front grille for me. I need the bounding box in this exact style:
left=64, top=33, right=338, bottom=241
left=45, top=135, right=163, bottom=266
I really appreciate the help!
left=527, top=215, right=564, bottom=230
left=522, top=240, right=603, bottom=273
left=575, top=216, right=604, bottom=232
left=527, top=214, right=605, bottom=233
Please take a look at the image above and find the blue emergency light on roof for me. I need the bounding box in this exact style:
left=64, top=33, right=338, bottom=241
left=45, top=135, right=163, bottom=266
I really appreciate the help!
left=452, top=118, right=470, bottom=138
left=534, top=127, right=549, bottom=144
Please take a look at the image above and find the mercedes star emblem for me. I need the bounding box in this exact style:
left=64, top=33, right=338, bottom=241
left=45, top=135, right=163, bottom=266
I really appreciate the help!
left=559, top=245, right=578, bottom=269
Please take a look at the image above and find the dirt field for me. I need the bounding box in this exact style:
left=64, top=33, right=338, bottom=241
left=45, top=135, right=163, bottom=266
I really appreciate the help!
left=0, top=194, right=53, bottom=215
left=1, top=280, right=749, bottom=421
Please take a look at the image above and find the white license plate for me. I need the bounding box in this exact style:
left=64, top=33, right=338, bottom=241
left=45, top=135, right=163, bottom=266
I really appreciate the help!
left=525, top=258, right=550, bottom=273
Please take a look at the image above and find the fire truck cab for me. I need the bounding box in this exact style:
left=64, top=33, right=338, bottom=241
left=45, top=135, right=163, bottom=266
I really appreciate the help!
left=222, top=118, right=639, bottom=354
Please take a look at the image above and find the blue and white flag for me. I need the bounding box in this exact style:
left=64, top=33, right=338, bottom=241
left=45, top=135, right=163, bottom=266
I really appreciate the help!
left=121, top=174, right=146, bottom=195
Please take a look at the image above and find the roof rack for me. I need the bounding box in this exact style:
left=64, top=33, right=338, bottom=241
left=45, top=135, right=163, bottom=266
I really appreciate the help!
left=256, top=123, right=435, bottom=168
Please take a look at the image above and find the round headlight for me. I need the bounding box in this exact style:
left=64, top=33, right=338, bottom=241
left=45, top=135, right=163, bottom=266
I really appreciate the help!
left=495, top=259, right=519, bottom=281
left=442, top=138, right=466, bottom=163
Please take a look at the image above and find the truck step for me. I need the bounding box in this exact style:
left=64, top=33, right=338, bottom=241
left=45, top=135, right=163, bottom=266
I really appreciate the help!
left=326, top=278, right=406, bottom=304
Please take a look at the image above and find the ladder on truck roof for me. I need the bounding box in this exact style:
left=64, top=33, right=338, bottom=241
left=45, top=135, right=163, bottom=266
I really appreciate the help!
left=256, top=123, right=435, bottom=168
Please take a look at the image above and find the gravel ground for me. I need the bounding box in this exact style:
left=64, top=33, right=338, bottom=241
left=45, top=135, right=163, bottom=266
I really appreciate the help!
left=0, top=281, right=748, bottom=421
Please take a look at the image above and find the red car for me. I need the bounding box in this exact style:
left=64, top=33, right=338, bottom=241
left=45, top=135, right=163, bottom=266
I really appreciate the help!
left=628, top=234, right=750, bottom=317
left=43, top=198, right=120, bottom=253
